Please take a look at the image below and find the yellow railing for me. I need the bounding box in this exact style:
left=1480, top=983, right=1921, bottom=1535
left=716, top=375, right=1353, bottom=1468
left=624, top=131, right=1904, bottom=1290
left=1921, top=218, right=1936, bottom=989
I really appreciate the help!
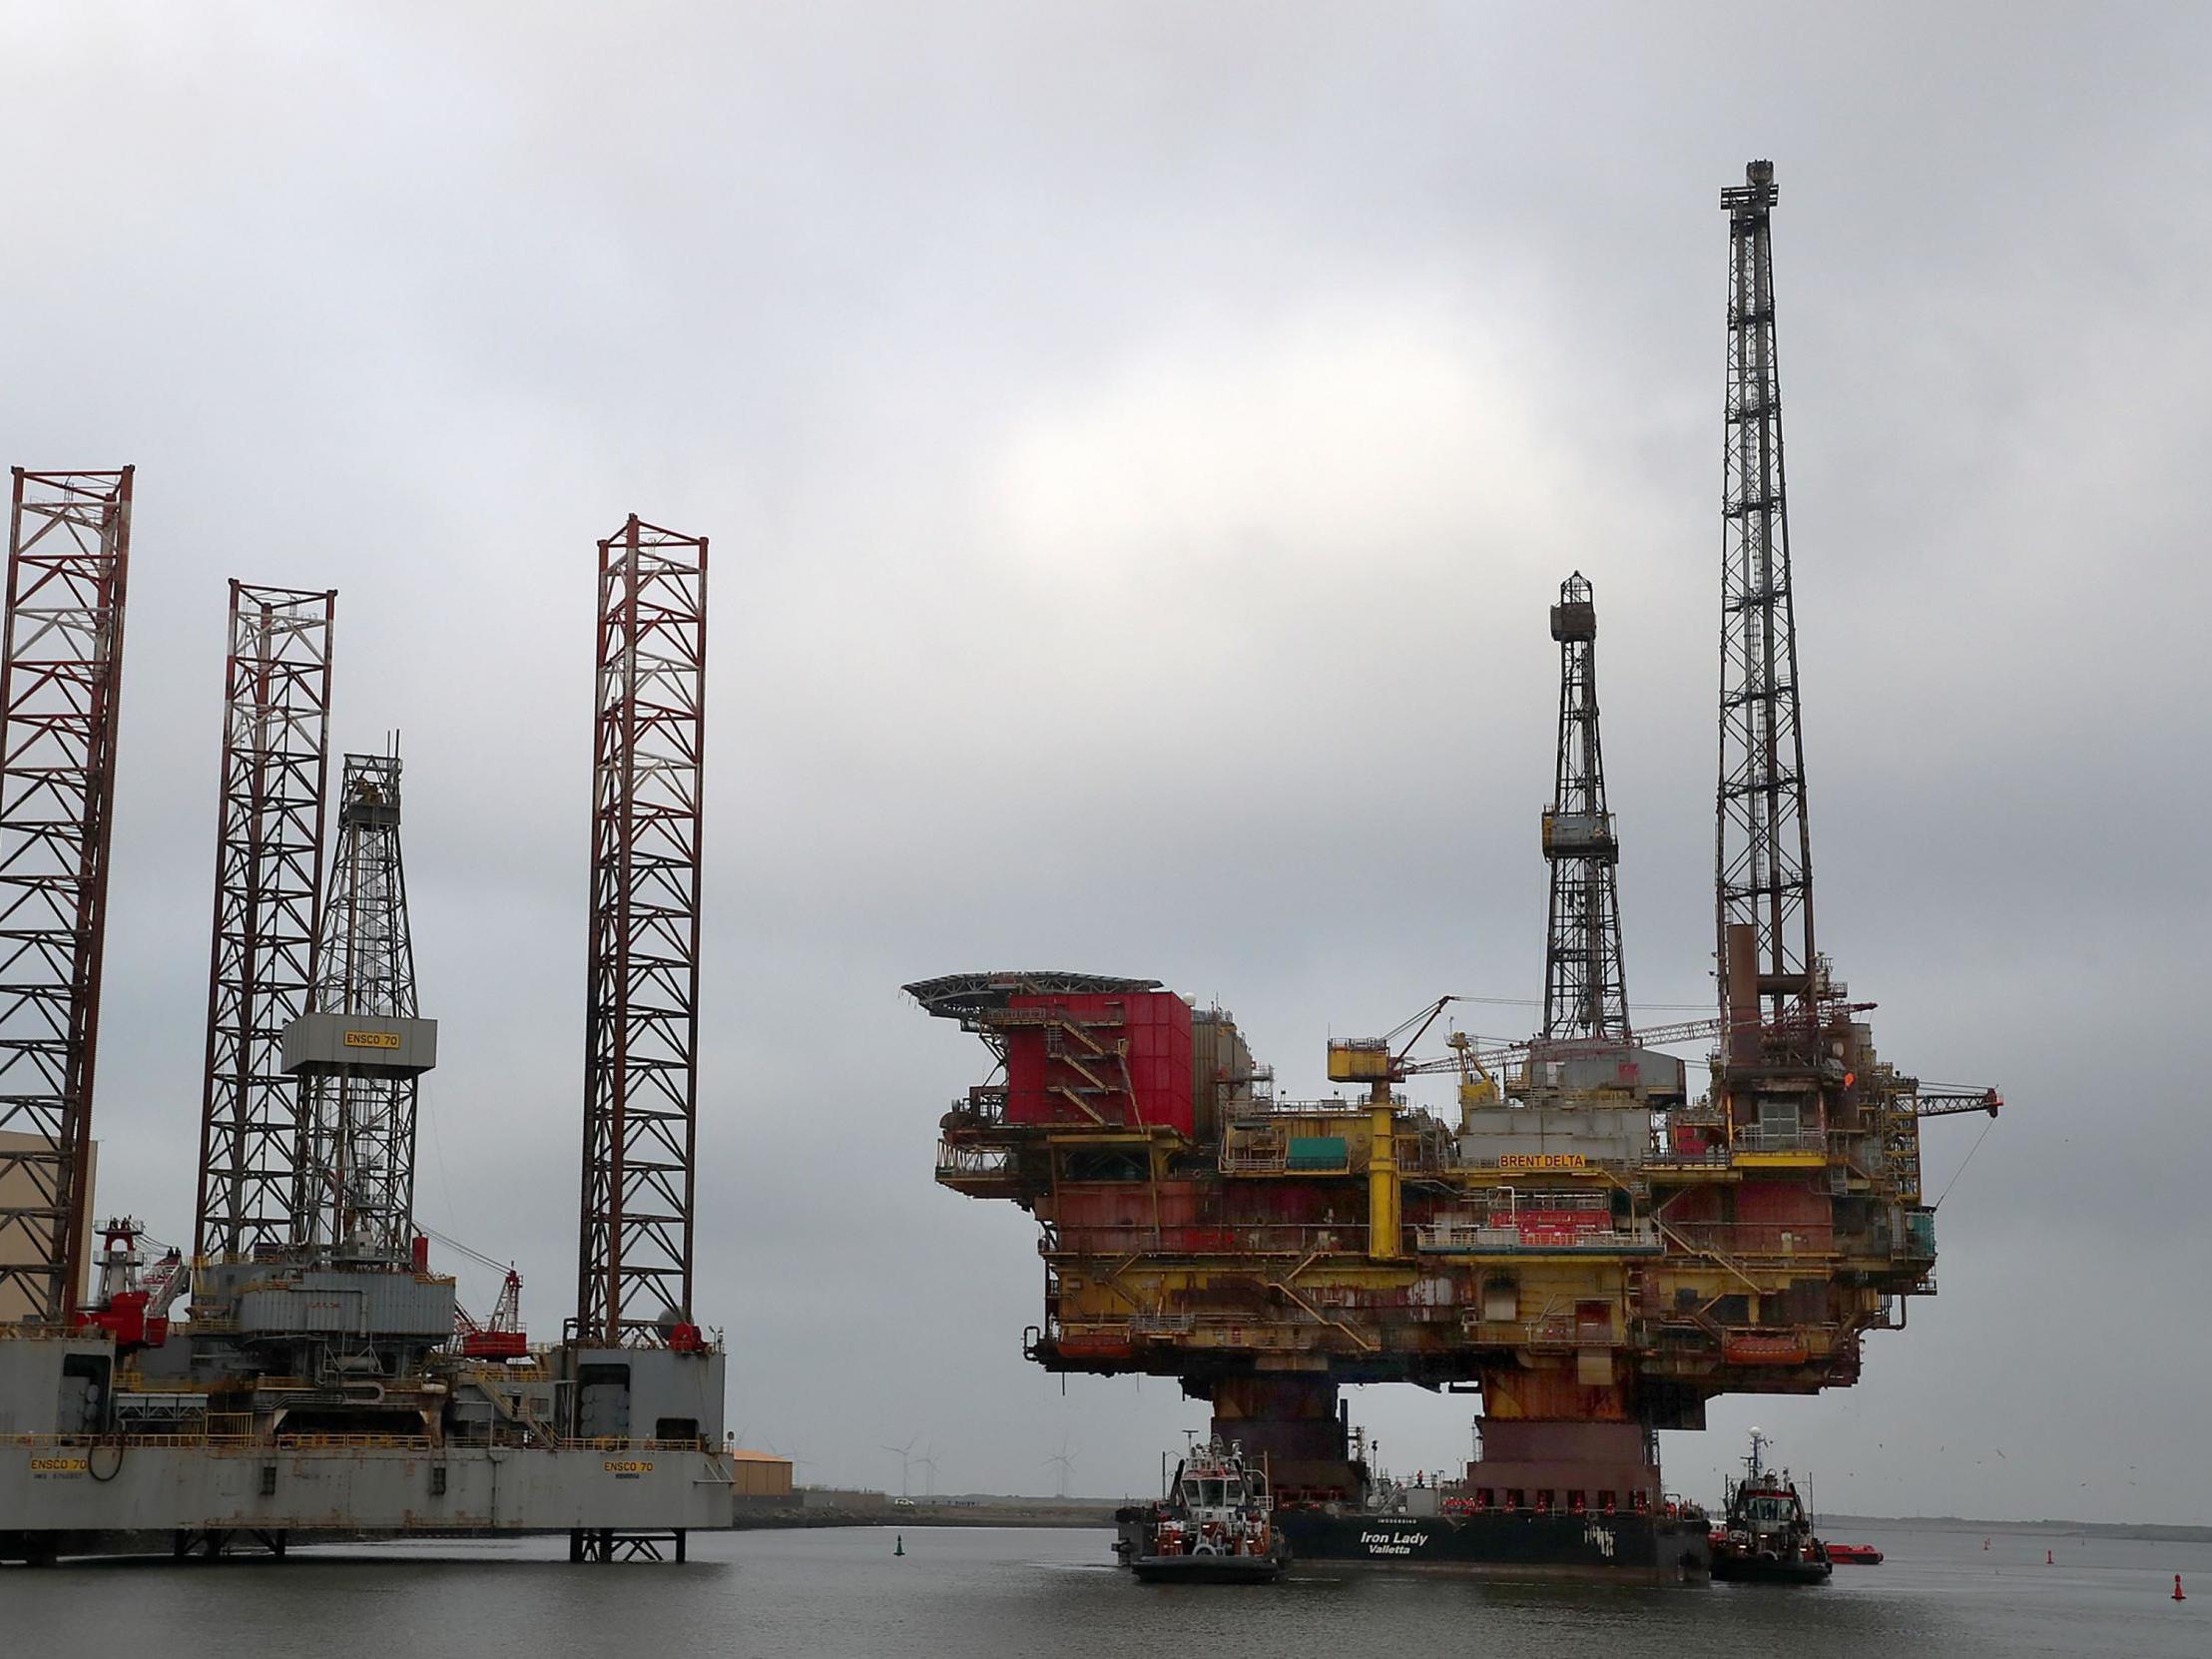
left=6, top=1429, right=721, bottom=1454
left=274, top=1433, right=435, bottom=1450
left=7, top=1432, right=256, bottom=1448
left=565, top=1436, right=716, bottom=1453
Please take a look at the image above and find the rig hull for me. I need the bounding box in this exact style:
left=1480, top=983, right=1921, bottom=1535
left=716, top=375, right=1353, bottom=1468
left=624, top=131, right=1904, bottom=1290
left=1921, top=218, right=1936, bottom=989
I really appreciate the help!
left=0, top=1328, right=732, bottom=1565
left=2, top=1440, right=730, bottom=1562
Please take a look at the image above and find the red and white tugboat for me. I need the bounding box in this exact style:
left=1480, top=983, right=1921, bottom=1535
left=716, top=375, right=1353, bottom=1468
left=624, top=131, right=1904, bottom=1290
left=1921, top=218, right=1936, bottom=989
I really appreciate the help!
left=1709, top=1430, right=1832, bottom=1584
left=1114, top=1437, right=1287, bottom=1583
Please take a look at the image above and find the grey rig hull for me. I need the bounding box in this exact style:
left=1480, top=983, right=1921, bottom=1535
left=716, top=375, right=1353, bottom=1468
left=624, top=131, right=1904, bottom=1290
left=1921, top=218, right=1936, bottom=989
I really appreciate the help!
left=2, top=1440, right=729, bottom=1560
left=2, top=1328, right=733, bottom=1564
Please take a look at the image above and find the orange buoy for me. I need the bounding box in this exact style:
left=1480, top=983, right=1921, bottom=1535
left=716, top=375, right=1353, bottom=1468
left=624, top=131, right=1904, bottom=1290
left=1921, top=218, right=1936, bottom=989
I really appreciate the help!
left=2175, top=1574, right=2186, bottom=1601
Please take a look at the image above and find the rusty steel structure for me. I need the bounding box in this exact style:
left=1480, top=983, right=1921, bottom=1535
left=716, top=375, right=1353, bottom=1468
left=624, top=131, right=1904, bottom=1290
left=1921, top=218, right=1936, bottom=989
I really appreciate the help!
left=916, top=162, right=1994, bottom=1524
left=1540, top=572, right=1629, bottom=1043
left=576, top=516, right=709, bottom=1347
left=0, top=468, right=134, bottom=1322
left=1717, top=158, right=1817, bottom=1036
left=290, top=750, right=422, bottom=1257
left=194, top=584, right=334, bottom=1263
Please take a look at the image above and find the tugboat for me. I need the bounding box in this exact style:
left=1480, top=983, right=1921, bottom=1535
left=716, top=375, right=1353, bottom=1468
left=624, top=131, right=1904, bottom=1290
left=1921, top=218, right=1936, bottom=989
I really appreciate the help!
left=1709, top=1430, right=1833, bottom=1584
left=1113, top=1437, right=1286, bottom=1583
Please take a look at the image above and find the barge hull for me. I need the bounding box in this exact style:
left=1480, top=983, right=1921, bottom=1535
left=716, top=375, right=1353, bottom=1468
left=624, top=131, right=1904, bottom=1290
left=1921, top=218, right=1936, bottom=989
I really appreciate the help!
left=1273, top=1510, right=1712, bottom=1583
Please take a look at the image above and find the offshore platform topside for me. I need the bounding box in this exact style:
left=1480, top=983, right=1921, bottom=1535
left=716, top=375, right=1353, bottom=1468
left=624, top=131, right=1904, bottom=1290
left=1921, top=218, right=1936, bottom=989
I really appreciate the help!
left=912, top=164, right=1995, bottom=1574
left=0, top=513, right=729, bottom=1564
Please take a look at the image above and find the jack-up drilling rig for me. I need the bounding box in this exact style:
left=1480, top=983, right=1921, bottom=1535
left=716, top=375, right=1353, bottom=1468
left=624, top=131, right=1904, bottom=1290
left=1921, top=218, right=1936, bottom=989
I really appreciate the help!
left=2, top=504, right=732, bottom=1567
left=913, top=162, right=1997, bottom=1580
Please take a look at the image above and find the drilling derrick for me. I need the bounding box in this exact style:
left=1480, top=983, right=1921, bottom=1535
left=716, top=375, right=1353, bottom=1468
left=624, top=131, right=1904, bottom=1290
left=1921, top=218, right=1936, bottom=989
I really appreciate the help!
left=194, top=584, right=334, bottom=1262
left=1540, top=573, right=1628, bottom=1043
left=0, top=468, right=133, bottom=1322
left=1712, top=161, right=1846, bottom=1167
left=286, top=751, right=437, bottom=1259
left=1717, top=158, right=1816, bottom=1043
left=577, top=516, right=708, bottom=1350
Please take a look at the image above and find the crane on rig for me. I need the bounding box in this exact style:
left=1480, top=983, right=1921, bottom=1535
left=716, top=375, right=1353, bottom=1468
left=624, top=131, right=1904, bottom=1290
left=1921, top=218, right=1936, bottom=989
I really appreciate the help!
left=421, top=1224, right=528, bottom=1359
left=74, top=1218, right=188, bottom=1355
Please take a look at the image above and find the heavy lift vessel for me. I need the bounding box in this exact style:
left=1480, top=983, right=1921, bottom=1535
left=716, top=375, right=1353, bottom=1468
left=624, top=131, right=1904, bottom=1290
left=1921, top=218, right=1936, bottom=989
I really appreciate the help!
left=913, top=163, right=1998, bottom=1579
left=1, top=506, right=728, bottom=1564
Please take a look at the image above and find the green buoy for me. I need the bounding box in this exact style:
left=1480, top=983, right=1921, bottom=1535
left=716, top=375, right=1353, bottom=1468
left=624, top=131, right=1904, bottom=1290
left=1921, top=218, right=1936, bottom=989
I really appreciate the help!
left=895, top=1534, right=904, bottom=1557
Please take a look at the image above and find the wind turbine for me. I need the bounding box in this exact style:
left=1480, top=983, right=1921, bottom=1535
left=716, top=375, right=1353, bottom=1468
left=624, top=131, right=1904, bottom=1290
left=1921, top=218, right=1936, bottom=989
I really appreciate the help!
left=918, top=1440, right=942, bottom=1499
left=883, top=1434, right=919, bottom=1499
left=1042, top=1433, right=1076, bottom=1500
left=767, top=1438, right=815, bottom=1485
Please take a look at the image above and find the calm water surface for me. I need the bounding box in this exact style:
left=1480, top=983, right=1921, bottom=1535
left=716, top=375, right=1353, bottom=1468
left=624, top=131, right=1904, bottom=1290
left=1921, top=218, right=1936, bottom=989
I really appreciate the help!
left=4, top=1522, right=2202, bottom=1657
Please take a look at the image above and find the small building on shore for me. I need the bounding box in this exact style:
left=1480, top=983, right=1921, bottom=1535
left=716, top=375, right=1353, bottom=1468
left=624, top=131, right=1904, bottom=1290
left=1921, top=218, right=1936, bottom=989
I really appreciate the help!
left=729, top=1448, right=796, bottom=1500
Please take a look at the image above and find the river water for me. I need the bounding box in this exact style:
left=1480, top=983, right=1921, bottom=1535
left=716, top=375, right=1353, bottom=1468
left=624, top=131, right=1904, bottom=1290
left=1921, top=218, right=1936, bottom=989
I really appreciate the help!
left=4, top=1521, right=2202, bottom=1656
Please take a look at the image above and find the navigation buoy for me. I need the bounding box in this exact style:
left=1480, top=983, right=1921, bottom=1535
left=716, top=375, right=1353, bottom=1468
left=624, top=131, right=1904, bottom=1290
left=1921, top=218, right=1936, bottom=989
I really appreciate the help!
left=2046, top=1549, right=2054, bottom=1565
left=895, top=1534, right=905, bottom=1557
left=1982, top=1537, right=1990, bottom=1550
left=2175, top=1574, right=2186, bottom=1601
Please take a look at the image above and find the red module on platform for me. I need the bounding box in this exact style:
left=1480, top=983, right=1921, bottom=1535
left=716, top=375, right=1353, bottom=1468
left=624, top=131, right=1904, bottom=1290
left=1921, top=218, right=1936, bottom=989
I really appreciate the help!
left=1003, top=992, right=1195, bottom=1135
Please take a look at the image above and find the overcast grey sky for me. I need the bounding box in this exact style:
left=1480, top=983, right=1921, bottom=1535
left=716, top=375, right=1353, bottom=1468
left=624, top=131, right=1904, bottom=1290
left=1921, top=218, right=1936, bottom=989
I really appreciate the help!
left=3, top=4, right=2206, bottom=1521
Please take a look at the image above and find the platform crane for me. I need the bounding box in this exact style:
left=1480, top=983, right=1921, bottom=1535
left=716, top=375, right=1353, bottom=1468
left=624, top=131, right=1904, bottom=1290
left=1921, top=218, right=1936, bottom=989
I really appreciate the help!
left=421, top=1225, right=529, bottom=1360
left=74, top=1217, right=187, bottom=1354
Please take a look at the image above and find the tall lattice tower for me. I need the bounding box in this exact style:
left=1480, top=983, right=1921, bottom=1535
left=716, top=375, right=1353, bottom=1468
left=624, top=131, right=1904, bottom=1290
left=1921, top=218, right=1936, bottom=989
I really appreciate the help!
left=577, top=516, right=708, bottom=1347
left=0, top=467, right=133, bottom=1321
left=288, top=750, right=435, bottom=1258
left=1716, top=159, right=1818, bottom=1035
left=1540, top=572, right=1630, bottom=1042
left=195, top=584, right=334, bottom=1262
